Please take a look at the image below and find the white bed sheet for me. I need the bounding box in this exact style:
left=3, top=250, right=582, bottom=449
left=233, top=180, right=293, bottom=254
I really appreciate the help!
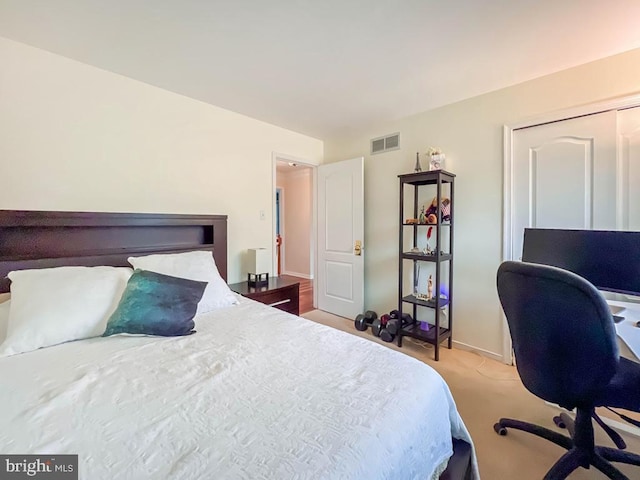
left=0, top=297, right=477, bottom=479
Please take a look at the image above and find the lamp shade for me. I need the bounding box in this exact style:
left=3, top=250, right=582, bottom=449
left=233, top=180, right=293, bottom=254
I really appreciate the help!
left=247, top=248, right=270, bottom=275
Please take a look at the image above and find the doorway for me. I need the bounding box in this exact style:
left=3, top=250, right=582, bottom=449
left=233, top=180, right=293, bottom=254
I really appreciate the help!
left=274, top=154, right=316, bottom=314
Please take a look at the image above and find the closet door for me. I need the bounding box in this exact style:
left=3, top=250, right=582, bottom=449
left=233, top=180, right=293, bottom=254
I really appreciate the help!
left=510, top=110, right=617, bottom=260
left=618, top=107, right=640, bottom=231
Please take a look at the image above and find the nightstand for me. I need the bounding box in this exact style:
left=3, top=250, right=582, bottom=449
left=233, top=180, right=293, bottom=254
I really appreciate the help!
left=229, top=277, right=300, bottom=315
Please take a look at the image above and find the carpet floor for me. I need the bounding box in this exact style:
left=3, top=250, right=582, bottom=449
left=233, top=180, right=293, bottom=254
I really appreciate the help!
left=301, top=309, right=640, bottom=479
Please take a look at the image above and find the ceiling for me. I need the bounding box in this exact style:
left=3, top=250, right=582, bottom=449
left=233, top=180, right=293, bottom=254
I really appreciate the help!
left=1, top=0, right=639, bottom=140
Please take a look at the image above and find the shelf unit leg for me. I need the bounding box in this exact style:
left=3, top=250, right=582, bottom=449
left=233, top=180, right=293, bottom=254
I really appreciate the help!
left=448, top=337, right=453, bottom=349
left=434, top=343, right=440, bottom=361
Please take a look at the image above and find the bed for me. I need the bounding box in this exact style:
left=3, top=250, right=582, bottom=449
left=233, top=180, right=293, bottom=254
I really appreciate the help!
left=0, top=210, right=478, bottom=480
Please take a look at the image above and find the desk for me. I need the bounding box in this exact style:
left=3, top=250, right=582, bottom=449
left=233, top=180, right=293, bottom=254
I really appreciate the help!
left=610, top=300, right=640, bottom=362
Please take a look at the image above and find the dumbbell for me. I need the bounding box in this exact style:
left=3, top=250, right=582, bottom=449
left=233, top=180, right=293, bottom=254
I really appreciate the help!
left=354, top=314, right=368, bottom=331
left=354, top=310, right=378, bottom=332
left=380, top=328, right=395, bottom=343
left=364, top=310, right=384, bottom=337
left=371, top=313, right=391, bottom=337
left=401, top=313, right=415, bottom=325
left=364, top=310, right=377, bottom=321
left=386, top=319, right=400, bottom=335
left=386, top=313, right=415, bottom=335
left=390, top=310, right=413, bottom=322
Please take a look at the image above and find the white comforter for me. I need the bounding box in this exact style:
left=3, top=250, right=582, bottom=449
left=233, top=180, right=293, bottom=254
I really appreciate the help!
left=0, top=297, right=477, bottom=479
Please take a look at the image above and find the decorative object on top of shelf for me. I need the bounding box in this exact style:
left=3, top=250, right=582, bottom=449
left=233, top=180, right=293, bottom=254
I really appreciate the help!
left=414, top=152, right=422, bottom=172
left=425, top=196, right=451, bottom=222
left=426, top=147, right=446, bottom=171
left=427, top=274, right=434, bottom=300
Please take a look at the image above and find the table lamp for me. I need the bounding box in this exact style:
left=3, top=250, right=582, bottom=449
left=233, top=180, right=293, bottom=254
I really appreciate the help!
left=247, top=248, right=269, bottom=287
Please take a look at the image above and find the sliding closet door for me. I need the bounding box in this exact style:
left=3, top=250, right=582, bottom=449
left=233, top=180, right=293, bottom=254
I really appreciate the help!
left=510, top=110, right=617, bottom=260
left=618, top=107, right=640, bottom=231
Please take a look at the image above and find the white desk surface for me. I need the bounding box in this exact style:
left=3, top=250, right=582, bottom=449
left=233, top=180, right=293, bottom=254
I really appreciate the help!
left=610, top=300, right=640, bottom=362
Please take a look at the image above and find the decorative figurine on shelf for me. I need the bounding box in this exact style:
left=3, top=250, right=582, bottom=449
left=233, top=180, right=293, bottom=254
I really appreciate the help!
left=422, top=226, right=434, bottom=255
left=427, top=274, right=434, bottom=301
left=426, top=147, right=445, bottom=171
left=418, top=205, right=426, bottom=224
left=425, top=196, right=451, bottom=223
left=414, top=152, right=422, bottom=172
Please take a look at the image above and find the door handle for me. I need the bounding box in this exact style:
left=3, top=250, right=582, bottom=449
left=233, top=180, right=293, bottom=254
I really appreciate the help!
left=354, top=240, right=362, bottom=256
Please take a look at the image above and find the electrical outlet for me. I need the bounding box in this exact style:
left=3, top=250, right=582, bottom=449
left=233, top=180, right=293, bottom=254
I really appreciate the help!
left=259, top=210, right=265, bottom=221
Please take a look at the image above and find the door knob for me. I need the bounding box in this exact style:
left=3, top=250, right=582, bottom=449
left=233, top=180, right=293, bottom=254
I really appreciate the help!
left=354, top=240, right=362, bottom=256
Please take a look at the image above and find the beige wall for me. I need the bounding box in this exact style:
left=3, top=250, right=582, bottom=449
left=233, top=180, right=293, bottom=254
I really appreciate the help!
left=0, top=37, right=323, bottom=283
left=276, top=168, right=313, bottom=278
left=325, top=48, right=640, bottom=359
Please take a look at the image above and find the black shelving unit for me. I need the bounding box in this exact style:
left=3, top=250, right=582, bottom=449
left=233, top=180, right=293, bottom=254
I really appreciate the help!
left=397, top=170, right=455, bottom=361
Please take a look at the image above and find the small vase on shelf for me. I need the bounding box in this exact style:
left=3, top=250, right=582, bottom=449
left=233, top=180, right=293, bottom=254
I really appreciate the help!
left=429, top=153, right=445, bottom=171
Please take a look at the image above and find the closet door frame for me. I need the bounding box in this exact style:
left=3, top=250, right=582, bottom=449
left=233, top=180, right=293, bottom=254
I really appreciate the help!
left=502, top=93, right=640, bottom=364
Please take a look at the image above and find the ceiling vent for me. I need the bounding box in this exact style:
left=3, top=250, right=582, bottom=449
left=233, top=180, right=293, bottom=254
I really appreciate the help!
left=371, top=133, right=400, bottom=155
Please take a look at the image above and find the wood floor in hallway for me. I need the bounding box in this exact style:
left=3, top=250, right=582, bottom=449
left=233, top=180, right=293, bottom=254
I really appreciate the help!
left=280, top=275, right=313, bottom=314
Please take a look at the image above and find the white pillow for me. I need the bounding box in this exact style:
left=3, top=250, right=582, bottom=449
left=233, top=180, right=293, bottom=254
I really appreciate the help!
left=0, top=266, right=132, bottom=357
left=0, top=300, right=9, bottom=344
left=128, top=250, right=237, bottom=314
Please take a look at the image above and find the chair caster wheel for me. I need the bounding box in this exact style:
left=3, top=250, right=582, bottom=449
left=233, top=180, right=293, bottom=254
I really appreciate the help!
left=553, top=415, right=566, bottom=429
left=494, top=423, right=507, bottom=436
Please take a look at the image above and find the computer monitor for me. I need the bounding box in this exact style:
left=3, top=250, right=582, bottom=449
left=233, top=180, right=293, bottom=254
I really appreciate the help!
left=522, top=228, right=640, bottom=297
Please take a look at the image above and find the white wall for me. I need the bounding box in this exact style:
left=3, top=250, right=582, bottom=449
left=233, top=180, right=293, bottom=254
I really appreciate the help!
left=325, top=48, right=640, bottom=359
left=0, top=37, right=323, bottom=283
left=276, top=168, right=312, bottom=278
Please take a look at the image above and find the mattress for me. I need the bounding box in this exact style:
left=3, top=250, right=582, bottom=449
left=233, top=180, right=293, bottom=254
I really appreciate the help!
left=0, top=297, right=477, bottom=479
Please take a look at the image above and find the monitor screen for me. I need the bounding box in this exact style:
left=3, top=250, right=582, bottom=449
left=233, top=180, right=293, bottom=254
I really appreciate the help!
left=522, top=228, right=640, bottom=297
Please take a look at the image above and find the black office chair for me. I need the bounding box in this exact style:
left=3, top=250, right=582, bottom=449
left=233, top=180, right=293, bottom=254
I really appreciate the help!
left=495, top=261, right=640, bottom=480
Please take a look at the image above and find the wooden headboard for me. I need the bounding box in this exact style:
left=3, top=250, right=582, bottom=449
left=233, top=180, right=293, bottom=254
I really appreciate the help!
left=0, top=210, right=228, bottom=294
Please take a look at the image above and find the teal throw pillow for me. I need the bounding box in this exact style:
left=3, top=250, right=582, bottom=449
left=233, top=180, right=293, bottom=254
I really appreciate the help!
left=103, top=269, right=207, bottom=337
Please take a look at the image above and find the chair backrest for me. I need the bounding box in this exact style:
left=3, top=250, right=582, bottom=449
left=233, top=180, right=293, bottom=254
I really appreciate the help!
left=497, top=261, right=619, bottom=408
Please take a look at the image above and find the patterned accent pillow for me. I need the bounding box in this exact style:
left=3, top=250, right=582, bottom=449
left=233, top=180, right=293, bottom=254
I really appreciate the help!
left=103, top=270, right=207, bottom=337
left=128, top=250, right=238, bottom=315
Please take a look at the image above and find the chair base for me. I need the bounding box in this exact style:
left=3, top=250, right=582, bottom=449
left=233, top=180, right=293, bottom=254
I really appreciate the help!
left=495, top=417, right=640, bottom=480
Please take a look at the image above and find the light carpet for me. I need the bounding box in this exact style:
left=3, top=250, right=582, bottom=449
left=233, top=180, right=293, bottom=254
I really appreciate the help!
left=302, top=309, right=640, bottom=479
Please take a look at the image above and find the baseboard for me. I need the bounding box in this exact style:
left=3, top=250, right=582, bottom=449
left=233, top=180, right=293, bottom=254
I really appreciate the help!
left=544, top=402, right=640, bottom=438
left=282, top=270, right=312, bottom=279
left=452, top=340, right=504, bottom=363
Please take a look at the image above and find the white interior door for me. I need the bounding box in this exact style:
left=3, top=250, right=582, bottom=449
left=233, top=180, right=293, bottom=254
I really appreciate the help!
left=504, top=104, right=640, bottom=364
left=317, top=157, right=364, bottom=318
left=618, top=107, right=640, bottom=231
left=510, top=110, right=617, bottom=260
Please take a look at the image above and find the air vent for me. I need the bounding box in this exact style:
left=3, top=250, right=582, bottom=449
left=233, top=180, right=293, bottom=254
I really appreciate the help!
left=371, top=133, right=400, bottom=155
left=372, top=138, right=385, bottom=154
